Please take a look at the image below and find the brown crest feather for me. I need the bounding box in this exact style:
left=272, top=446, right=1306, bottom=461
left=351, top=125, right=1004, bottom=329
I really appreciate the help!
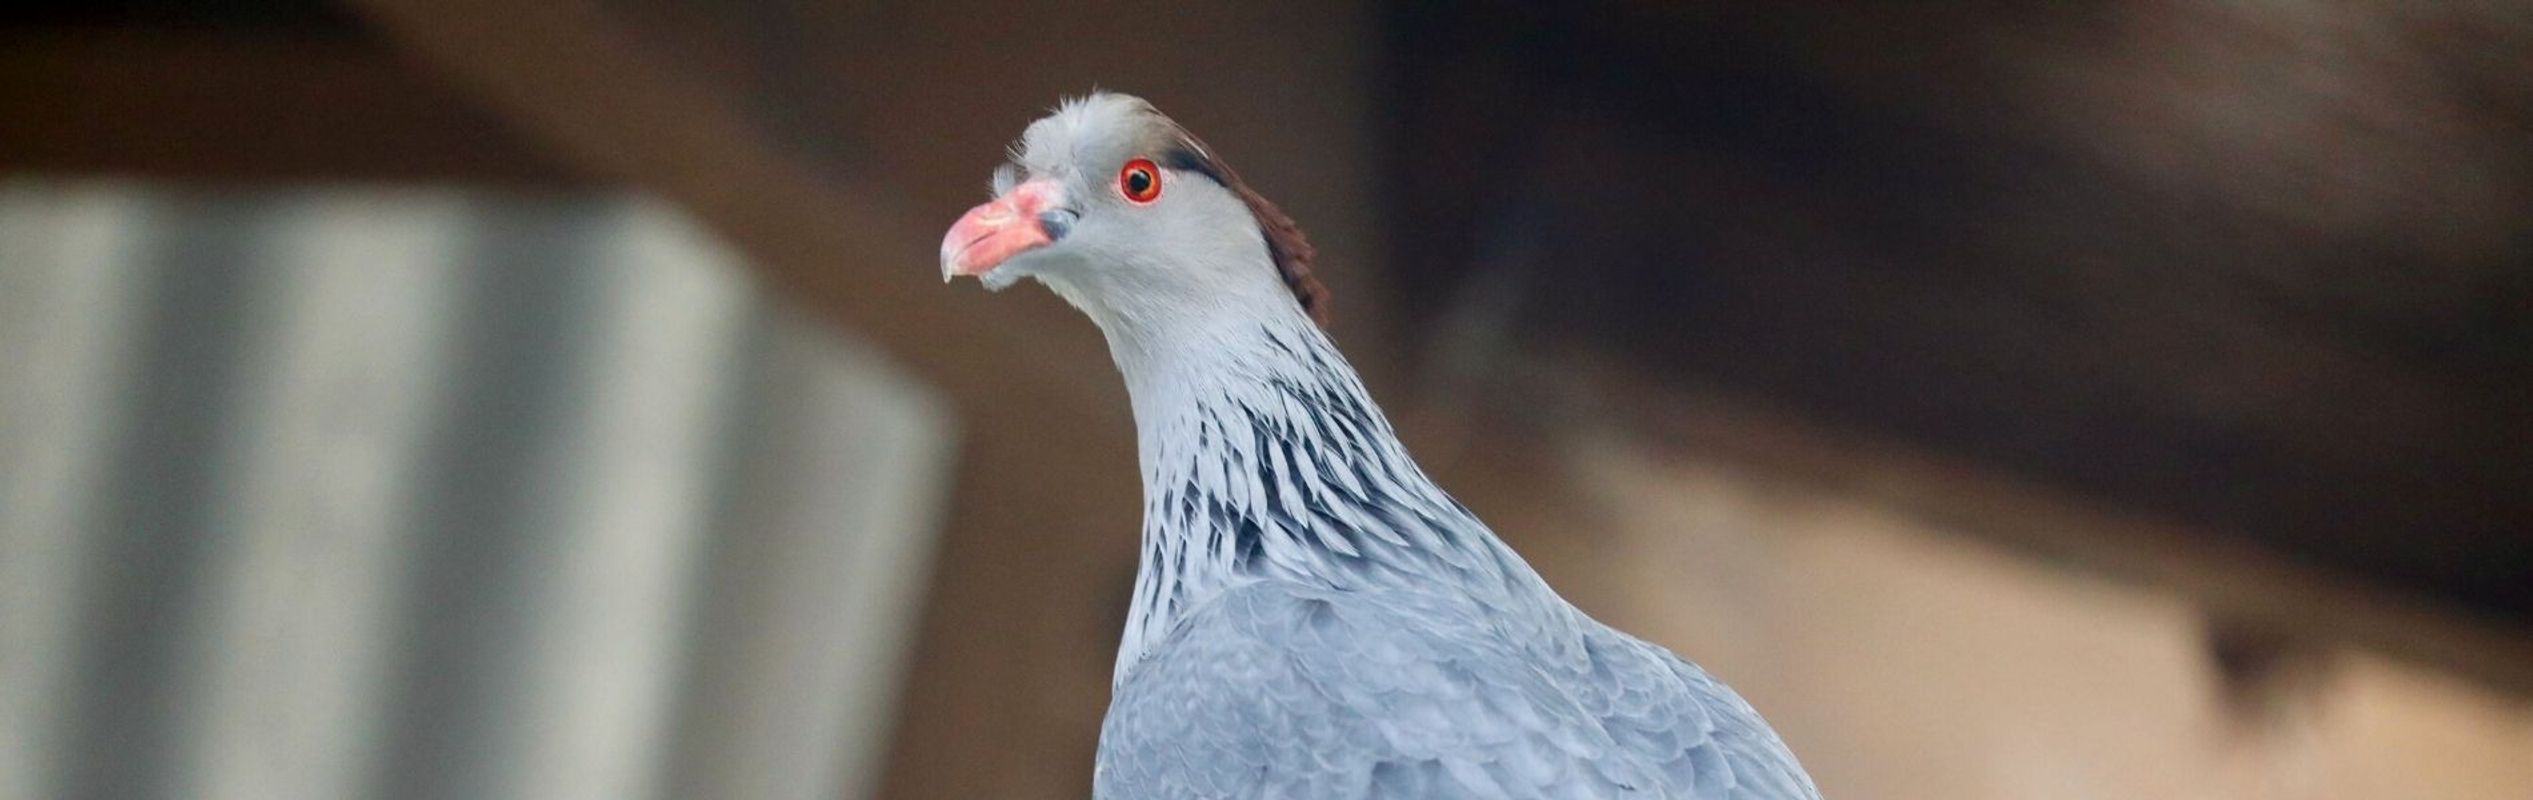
left=1158, top=125, right=1331, bottom=327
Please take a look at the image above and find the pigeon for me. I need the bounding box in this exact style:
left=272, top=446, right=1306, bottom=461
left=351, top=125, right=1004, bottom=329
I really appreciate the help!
left=941, top=92, right=1821, bottom=800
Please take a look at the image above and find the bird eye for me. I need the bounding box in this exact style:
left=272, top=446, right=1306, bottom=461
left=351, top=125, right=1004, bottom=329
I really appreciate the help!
left=1118, top=158, right=1161, bottom=204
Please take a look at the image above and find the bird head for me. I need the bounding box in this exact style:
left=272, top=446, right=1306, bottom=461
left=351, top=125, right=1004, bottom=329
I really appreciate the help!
left=940, top=92, right=1327, bottom=334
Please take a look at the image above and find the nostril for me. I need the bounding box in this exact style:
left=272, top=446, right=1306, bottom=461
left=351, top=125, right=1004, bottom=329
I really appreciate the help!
left=1039, top=209, right=1078, bottom=242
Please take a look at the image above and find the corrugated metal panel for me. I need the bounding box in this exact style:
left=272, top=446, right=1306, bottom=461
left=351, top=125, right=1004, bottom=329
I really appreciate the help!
left=0, top=183, right=952, bottom=800
left=0, top=182, right=158, bottom=800
left=178, top=192, right=472, bottom=800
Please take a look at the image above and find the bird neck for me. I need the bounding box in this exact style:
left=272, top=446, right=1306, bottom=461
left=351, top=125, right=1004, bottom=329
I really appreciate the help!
left=1104, top=309, right=1536, bottom=685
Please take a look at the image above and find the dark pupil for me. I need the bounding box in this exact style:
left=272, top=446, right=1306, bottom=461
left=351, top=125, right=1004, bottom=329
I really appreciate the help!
left=1127, top=169, right=1152, bottom=194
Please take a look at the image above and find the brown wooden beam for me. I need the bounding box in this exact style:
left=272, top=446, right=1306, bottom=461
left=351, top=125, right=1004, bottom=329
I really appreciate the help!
left=0, top=30, right=575, bottom=183
left=1383, top=0, right=2533, bottom=631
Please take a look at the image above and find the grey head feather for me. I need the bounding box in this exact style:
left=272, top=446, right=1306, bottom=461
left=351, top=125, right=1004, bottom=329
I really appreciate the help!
left=1004, top=92, right=1329, bottom=325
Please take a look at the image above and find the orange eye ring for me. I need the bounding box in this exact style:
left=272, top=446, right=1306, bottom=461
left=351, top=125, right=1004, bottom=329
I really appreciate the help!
left=1118, top=158, right=1162, bottom=204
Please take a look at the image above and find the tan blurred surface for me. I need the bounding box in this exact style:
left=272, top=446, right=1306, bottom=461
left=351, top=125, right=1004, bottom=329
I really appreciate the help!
left=1541, top=428, right=2533, bottom=799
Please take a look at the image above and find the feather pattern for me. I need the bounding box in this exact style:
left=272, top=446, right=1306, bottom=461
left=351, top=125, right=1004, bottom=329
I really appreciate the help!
left=1098, top=317, right=1817, bottom=800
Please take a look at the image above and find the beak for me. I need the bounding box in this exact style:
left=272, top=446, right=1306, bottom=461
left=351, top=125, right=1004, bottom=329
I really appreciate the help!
left=941, top=179, right=1070, bottom=282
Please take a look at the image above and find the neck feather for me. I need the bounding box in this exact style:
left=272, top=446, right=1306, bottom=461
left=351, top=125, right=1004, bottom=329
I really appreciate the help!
left=1105, top=309, right=1535, bottom=684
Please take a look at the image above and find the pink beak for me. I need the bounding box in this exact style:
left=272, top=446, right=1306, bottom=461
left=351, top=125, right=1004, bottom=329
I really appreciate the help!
left=941, top=179, right=1066, bottom=281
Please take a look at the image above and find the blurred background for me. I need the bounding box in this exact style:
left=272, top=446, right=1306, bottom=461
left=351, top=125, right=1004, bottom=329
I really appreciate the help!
left=3, top=1, right=2529, bottom=799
